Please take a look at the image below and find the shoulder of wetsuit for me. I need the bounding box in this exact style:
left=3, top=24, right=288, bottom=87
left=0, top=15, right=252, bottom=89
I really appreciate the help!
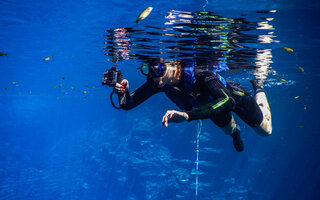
left=193, top=68, right=214, bottom=79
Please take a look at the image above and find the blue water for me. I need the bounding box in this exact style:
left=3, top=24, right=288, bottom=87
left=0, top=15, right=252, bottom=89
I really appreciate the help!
left=1, top=0, right=320, bottom=199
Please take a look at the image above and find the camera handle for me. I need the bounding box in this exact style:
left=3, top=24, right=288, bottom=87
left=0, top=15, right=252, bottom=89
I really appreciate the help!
left=102, top=67, right=124, bottom=109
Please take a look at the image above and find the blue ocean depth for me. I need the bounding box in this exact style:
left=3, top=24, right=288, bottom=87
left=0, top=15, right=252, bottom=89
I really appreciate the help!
left=0, top=0, right=320, bottom=199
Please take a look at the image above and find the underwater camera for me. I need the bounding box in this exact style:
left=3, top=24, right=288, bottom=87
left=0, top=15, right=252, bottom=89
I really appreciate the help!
left=102, top=67, right=124, bottom=109
left=102, top=67, right=123, bottom=87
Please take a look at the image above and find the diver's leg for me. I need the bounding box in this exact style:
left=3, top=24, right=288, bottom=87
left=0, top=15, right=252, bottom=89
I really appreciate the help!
left=251, top=48, right=273, bottom=135
left=250, top=80, right=272, bottom=136
left=220, top=115, right=236, bottom=135
left=210, top=114, right=244, bottom=152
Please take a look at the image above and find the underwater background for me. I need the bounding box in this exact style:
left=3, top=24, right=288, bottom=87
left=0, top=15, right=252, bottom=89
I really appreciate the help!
left=1, top=0, right=320, bottom=199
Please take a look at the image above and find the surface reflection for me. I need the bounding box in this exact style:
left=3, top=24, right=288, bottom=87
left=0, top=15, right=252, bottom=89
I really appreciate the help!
left=104, top=10, right=278, bottom=81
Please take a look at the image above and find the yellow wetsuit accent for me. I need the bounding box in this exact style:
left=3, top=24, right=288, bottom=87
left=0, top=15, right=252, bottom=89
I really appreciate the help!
left=212, top=89, right=229, bottom=110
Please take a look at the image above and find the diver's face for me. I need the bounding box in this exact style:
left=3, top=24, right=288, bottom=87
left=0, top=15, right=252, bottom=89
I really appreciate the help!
left=151, top=62, right=180, bottom=87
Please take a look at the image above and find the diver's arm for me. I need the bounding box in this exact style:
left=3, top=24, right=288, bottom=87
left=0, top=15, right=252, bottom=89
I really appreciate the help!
left=186, top=70, right=236, bottom=120
left=117, top=80, right=161, bottom=110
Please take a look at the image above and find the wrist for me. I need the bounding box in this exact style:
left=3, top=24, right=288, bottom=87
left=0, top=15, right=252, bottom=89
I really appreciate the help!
left=183, top=112, right=189, bottom=121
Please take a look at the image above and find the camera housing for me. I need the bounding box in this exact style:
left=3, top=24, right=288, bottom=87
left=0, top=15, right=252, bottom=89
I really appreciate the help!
left=102, top=67, right=123, bottom=87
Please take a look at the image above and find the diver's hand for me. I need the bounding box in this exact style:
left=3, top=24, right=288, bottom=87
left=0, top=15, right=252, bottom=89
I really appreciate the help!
left=162, top=110, right=189, bottom=127
left=114, top=79, right=129, bottom=94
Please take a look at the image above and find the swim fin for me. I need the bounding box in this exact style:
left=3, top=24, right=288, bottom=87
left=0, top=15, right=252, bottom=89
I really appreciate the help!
left=231, top=125, right=244, bottom=152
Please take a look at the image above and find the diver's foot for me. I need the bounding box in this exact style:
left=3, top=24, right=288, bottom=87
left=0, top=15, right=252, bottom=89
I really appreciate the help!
left=250, top=79, right=265, bottom=94
left=231, top=126, right=244, bottom=152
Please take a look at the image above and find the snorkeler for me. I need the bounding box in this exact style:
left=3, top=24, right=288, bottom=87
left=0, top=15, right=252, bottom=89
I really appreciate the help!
left=103, top=60, right=272, bottom=152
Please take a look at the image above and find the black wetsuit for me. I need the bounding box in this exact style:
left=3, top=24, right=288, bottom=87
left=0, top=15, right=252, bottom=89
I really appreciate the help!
left=118, top=68, right=263, bottom=128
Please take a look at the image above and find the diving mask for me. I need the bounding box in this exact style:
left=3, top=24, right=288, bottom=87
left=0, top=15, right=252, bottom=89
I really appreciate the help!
left=140, top=63, right=166, bottom=78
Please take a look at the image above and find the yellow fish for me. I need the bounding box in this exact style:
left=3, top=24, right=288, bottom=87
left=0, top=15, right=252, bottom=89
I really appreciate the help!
left=278, top=78, right=287, bottom=82
left=135, top=7, right=153, bottom=24
left=294, top=96, right=300, bottom=99
left=44, top=56, right=53, bottom=61
left=282, top=47, right=293, bottom=52
left=298, top=66, right=304, bottom=72
left=83, top=91, right=88, bottom=94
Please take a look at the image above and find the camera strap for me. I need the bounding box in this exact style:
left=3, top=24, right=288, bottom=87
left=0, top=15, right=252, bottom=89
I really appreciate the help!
left=110, top=91, right=121, bottom=109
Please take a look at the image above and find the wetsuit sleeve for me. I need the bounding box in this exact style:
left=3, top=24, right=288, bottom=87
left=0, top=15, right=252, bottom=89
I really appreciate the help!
left=118, top=81, right=161, bottom=110
left=186, top=70, right=236, bottom=121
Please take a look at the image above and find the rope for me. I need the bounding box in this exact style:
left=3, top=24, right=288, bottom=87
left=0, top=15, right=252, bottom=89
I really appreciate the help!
left=195, top=120, right=202, bottom=200
left=203, top=0, right=208, bottom=11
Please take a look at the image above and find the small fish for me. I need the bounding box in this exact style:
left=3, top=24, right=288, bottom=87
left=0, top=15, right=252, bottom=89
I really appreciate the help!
left=297, top=125, right=304, bottom=128
left=59, top=84, right=64, bottom=87
left=135, top=7, right=153, bottom=24
left=305, top=86, right=309, bottom=90
left=282, top=47, right=293, bottom=52
left=92, top=86, right=97, bottom=88
left=294, top=96, right=300, bottom=99
left=4, top=88, right=8, bottom=90
left=278, top=78, right=287, bottom=82
left=195, top=149, right=199, bottom=153
left=304, top=107, right=307, bottom=110
left=83, top=91, right=88, bottom=94
left=52, top=86, right=57, bottom=88
left=71, top=86, right=75, bottom=90
left=62, top=77, right=65, bottom=80
left=12, top=82, right=17, bottom=84
left=43, top=56, right=53, bottom=61
left=64, top=92, right=68, bottom=95
left=0, top=52, right=8, bottom=56
left=298, top=66, right=305, bottom=72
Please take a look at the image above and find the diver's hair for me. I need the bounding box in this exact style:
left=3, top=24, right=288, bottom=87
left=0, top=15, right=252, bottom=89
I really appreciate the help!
left=163, top=60, right=181, bottom=82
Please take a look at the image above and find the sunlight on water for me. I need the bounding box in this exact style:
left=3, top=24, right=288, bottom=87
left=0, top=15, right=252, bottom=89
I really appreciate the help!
left=103, top=10, right=279, bottom=82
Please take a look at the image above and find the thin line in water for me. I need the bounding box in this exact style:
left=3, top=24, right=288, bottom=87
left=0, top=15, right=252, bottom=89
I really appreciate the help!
left=195, top=120, right=202, bottom=200
left=203, top=0, right=208, bottom=11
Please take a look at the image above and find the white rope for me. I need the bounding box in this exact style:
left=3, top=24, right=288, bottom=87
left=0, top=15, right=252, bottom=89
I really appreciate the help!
left=195, top=120, right=202, bottom=200
left=203, top=0, right=208, bottom=11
